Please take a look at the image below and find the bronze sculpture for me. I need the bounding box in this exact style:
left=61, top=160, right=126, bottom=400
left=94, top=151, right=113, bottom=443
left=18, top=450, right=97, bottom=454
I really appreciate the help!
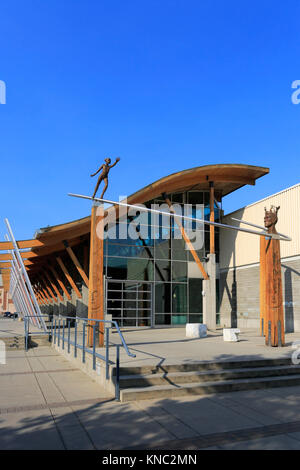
left=90, top=157, right=120, bottom=199
left=264, top=205, right=280, bottom=234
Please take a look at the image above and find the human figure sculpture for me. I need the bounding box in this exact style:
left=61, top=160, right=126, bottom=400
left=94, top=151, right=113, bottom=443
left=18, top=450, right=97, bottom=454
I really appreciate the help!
left=90, top=157, right=120, bottom=199
left=264, top=205, right=280, bottom=234
left=261, top=205, right=284, bottom=346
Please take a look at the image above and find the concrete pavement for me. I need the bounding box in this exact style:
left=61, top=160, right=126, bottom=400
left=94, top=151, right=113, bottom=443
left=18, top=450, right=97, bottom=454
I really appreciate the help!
left=2, top=345, right=300, bottom=449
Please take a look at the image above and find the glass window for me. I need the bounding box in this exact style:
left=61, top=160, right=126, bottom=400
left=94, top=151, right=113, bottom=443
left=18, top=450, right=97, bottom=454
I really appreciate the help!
left=154, top=260, right=171, bottom=282
left=171, top=232, right=187, bottom=261
left=106, top=257, right=154, bottom=281
left=155, top=283, right=171, bottom=313
left=155, top=237, right=171, bottom=260
left=172, top=283, right=187, bottom=313
left=172, top=261, right=187, bottom=282
left=155, top=314, right=171, bottom=325
left=189, top=278, right=203, bottom=313
left=188, top=192, right=203, bottom=205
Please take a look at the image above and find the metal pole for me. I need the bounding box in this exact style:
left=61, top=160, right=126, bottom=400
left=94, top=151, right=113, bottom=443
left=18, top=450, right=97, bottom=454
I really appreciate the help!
left=106, top=327, right=109, bottom=380
left=8, top=238, right=40, bottom=327
left=74, top=320, right=77, bottom=358
left=115, top=345, right=120, bottom=401
left=62, top=319, right=65, bottom=350
left=68, top=193, right=291, bottom=242
left=5, top=220, right=47, bottom=330
left=68, top=320, right=71, bottom=353
left=93, top=325, right=96, bottom=370
left=82, top=321, right=86, bottom=363
left=58, top=318, right=61, bottom=347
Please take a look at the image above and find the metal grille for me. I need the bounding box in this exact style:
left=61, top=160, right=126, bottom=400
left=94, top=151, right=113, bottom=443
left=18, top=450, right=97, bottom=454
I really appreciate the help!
left=106, top=279, right=153, bottom=327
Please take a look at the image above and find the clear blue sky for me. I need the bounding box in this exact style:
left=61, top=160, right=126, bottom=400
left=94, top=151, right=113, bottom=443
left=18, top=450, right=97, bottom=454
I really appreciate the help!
left=0, top=0, right=299, bottom=240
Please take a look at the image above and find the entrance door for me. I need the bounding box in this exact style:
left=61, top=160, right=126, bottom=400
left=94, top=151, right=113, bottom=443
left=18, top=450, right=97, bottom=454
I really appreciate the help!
left=105, top=280, right=153, bottom=327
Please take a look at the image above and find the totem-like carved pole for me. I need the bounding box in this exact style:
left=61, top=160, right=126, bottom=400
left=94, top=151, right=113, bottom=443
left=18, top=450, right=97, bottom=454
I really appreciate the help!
left=260, top=206, right=285, bottom=346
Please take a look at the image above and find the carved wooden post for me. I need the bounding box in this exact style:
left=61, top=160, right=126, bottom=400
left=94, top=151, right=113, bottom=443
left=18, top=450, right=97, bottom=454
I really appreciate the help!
left=263, top=206, right=285, bottom=347
left=88, top=203, right=104, bottom=347
left=260, top=235, right=267, bottom=336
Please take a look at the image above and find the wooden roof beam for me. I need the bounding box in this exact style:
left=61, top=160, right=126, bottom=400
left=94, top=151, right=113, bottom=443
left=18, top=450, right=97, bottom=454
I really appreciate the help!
left=44, top=270, right=64, bottom=302
left=0, top=240, right=44, bottom=251
left=63, top=241, right=89, bottom=288
left=48, top=263, right=71, bottom=301
left=56, top=257, right=82, bottom=299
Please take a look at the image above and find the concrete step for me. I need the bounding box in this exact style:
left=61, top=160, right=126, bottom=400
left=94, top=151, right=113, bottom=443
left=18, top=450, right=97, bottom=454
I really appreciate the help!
left=119, top=364, right=300, bottom=388
left=120, top=373, right=300, bottom=402
left=116, top=357, right=292, bottom=377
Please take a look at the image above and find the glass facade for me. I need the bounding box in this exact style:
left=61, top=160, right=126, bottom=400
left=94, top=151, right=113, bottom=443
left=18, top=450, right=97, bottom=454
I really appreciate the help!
left=104, top=191, right=220, bottom=327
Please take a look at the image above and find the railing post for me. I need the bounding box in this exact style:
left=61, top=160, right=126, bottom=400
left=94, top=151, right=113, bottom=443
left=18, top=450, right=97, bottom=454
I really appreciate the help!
left=74, top=320, right=77, bottom=358
left=50, top=316, right=54, bottom=343
left=62, top=319, right=65, bottom=350
left=115, top=345, right=120, bottom=401
left=25, top=317, right=28, bottom=351
left=58, top=318, right=61, bottom=347
left=106, top=327, right=109, bottom=380
left=54, top=318, right=57, bottom=344
left=82, top=321, right=86, bottom=363
left=68, top=320, right=71, bottom=353
left=93, top=325, right=96, bottom=370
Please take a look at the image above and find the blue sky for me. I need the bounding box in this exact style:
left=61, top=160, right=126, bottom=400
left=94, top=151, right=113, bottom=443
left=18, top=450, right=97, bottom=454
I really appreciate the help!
left=0, top=0, right=299, bottom=240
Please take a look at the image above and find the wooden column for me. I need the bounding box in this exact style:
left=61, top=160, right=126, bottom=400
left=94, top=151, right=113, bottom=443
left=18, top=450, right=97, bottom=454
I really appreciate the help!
left=265, top=238, right=285, bottom=347
left=88, top=203, right=104, bottom=347
left=260, top=235, right=267, bottom=336
left=209, top=181, right=215, bottom=254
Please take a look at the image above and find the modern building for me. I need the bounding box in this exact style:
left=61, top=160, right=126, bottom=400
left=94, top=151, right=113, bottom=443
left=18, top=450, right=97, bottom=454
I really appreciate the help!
left=220, top=182, right=300, bottom=331
left=1, top=164, right=299, bottom=332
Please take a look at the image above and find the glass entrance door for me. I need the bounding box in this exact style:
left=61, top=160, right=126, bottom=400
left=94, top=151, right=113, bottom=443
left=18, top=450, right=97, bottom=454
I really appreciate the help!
left=106, top=280, right=153, bottom=327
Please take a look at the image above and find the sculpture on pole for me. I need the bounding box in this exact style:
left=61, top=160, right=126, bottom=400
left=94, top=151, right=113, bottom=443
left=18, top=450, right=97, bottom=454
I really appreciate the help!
left=261, top=205, right=285, bottom=346
left=90, top=157, right=120, bottom=199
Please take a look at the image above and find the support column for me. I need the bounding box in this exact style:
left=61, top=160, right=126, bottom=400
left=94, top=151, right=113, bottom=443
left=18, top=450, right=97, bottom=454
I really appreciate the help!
left=203, top=253, right=217, bottom=330
left=88, top=203, right=104, bottom=347
left=209, top=181, right=215, bottom=255
left=260, top=235, right=267, bottom=336
left=265, top=238, right=285, bottom=346
left=202, top=182, right=217, bottom=330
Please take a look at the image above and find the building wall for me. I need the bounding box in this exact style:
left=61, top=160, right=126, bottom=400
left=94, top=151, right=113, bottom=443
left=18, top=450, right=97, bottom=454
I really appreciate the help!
left=219, top=183, right=300, bottom=331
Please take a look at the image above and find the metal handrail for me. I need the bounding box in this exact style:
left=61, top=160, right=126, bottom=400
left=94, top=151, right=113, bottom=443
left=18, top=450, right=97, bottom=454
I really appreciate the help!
left=24, top=315, right=52, bottom=350
left=51, top=315, right=135, bottom=401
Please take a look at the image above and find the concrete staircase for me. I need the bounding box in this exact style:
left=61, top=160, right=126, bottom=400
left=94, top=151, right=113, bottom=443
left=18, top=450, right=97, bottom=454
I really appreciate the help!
left=115, top=358, right=300, bottom=402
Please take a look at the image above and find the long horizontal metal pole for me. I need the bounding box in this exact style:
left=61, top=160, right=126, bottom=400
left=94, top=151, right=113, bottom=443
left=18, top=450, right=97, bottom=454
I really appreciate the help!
left=68, top=193, right=291, bottom=242
left=231, top=217, right=291, bottom=241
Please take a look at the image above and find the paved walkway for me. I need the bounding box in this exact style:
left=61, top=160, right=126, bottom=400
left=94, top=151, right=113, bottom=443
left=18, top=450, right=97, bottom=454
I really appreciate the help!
left=0, top=318, right=41, bottom=338
left=2, top=345, right=300, bottom=449
left=104, top=327, right=299, bottom=368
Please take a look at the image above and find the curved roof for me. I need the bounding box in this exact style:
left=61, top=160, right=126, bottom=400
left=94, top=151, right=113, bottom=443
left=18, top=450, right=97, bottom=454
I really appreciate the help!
left=30, top=163, right=269, bottom=259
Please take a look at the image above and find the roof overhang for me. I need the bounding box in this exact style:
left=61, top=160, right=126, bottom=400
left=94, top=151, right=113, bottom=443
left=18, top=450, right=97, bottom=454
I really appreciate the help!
left=28, top=163, right=269, bottom=263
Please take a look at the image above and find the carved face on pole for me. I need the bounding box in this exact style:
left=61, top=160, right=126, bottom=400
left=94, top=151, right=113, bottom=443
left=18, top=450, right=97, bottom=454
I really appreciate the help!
left=264, top=206, right=280, bottom=233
